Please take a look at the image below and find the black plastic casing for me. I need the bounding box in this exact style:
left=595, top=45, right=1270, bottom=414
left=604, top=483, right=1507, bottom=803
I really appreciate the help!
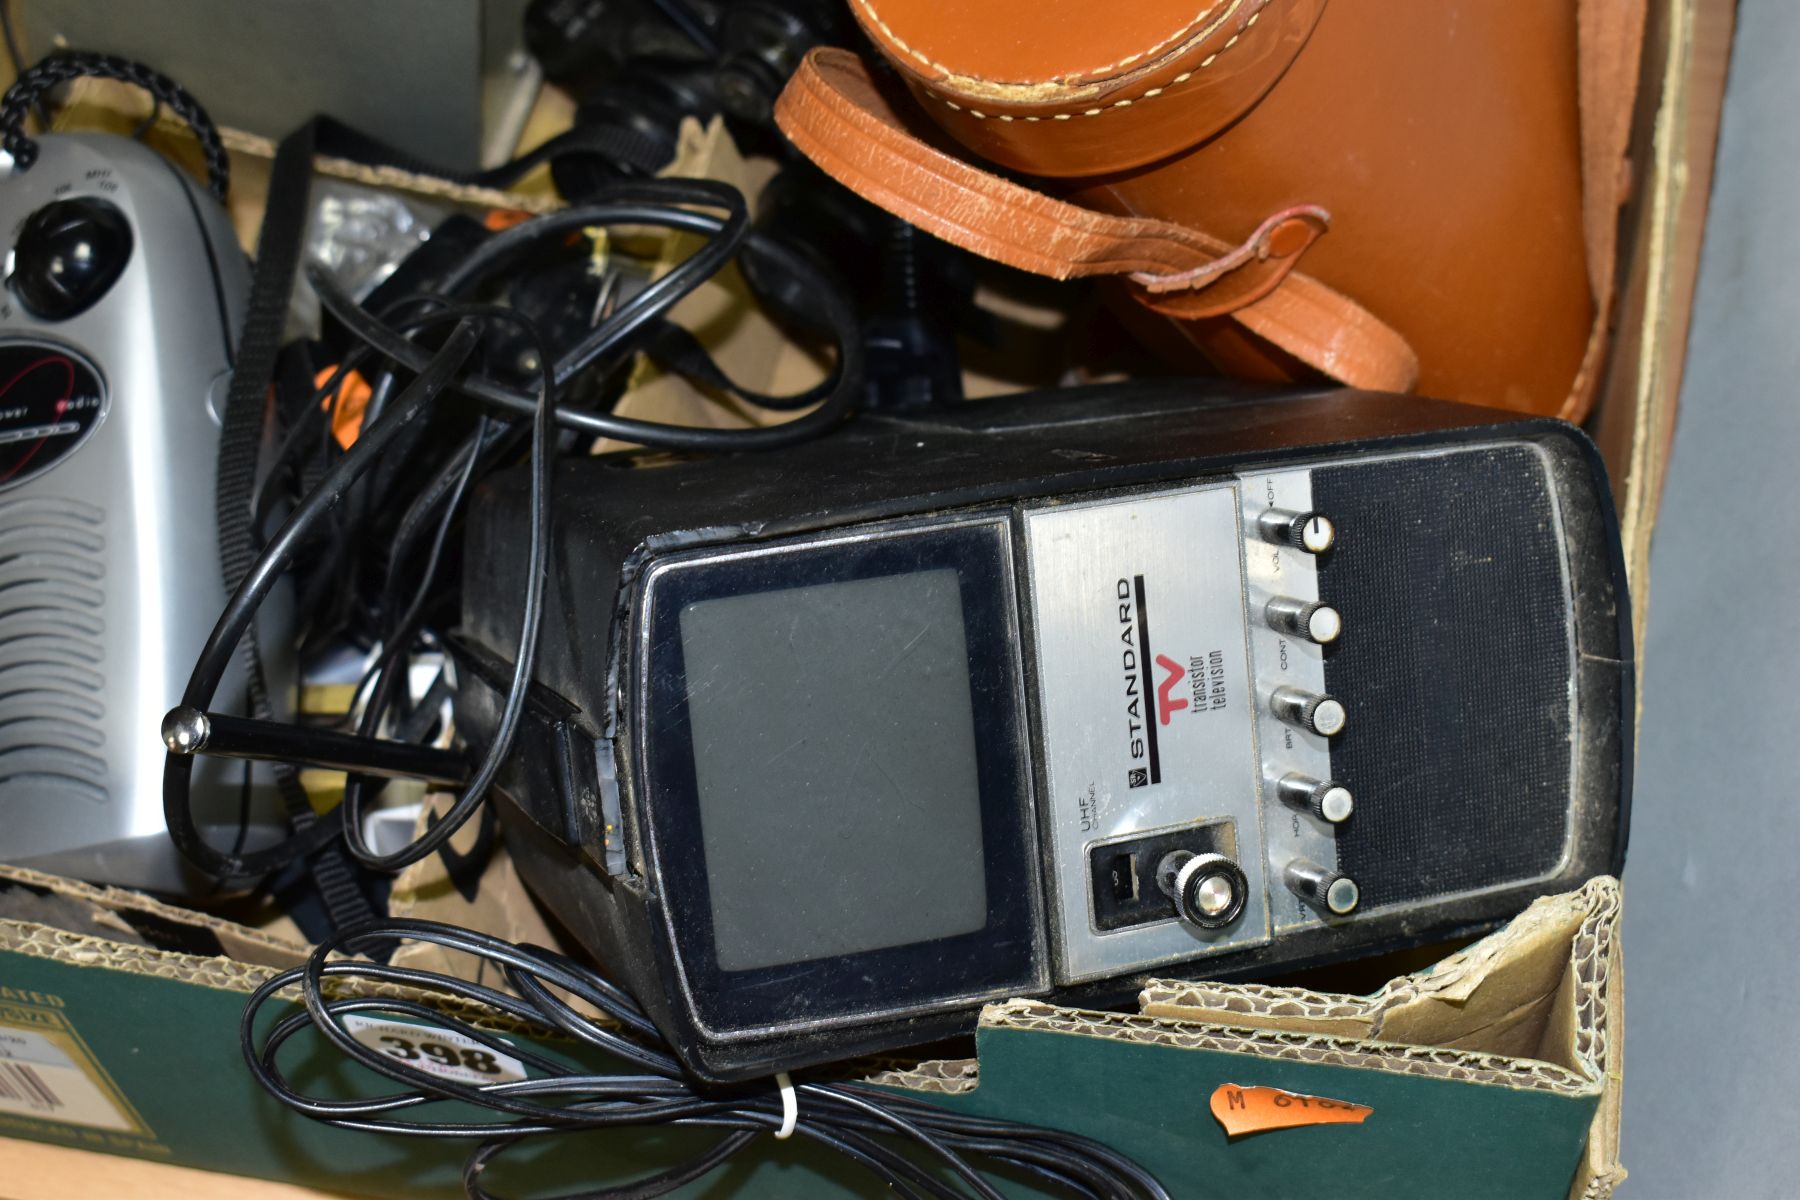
left=455, top=383, right=1634, bottom=1081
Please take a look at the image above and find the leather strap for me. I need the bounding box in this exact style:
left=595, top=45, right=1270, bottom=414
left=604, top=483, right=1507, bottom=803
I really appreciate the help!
left=777, top=48, right=1418, bottom=392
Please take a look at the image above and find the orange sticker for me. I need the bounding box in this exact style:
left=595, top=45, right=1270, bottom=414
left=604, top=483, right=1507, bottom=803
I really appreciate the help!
left=484, top=208, right=533, bottom=232
left=316, top=366, right=374, bottom=450
left=1209, top=1084, right=1373, bottom=1138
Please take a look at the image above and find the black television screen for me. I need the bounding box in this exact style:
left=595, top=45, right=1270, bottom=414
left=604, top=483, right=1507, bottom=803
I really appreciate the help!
left=678, top=568, right=989, bottom=972
left=640, top=519, right=1043, bottom=1045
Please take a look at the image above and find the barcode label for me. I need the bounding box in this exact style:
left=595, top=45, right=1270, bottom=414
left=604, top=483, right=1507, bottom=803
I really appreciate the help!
left=0, top=1060, right=61, bottom=1110
left=0, top=1024, right=134, bottom=1132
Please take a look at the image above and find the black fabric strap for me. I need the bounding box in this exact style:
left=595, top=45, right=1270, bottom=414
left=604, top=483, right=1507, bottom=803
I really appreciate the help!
left=218, top=119, right=374, bottom=929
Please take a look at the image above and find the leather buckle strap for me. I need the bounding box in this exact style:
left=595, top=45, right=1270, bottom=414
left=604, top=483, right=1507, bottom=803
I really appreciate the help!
left=1130, top=204, right=1331, bottom=316
left=776, top=48, right=1418, bottom=392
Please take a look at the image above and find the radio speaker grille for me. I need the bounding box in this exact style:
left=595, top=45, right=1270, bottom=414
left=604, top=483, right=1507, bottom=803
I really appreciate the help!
left=1316, top=446, right=1572, bottom=909
left=0, top=496, right=109, bottom=802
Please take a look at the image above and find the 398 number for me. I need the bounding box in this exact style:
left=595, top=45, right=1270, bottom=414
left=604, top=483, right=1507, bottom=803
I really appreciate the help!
left=377, top=1035, right=503, bottom=1074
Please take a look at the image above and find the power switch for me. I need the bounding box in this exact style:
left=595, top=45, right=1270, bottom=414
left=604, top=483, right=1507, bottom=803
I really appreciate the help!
left=1258, top=508, right=1334, bottom=554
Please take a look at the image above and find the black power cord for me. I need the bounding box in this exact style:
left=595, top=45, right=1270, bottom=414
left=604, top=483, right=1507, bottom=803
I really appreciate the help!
left=335, top=303, right=558, bottom=874
left=153, top=159, right=1129, bottom=1200
left=128, top=93, right=1177, bottom=1200
left=165, top=318, right=490, bottom=878
left=316, top=184, right=864, bottom=452
left=243, top=918, right=1174, bottom=1200
left=164, top=176, right=863, bottom=882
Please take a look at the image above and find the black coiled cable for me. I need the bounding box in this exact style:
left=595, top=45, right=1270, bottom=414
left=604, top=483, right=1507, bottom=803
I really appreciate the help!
left=242, top=918, right=1173, bottom=1200
left=164, top=176, right=864, bottom=882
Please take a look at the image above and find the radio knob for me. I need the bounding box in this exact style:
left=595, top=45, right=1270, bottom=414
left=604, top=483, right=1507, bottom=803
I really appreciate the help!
left=8, top=196, right=134, bottom=321
left=1270, top=685, right=1346, bottom=737
left=1285, top=859, right=1360, bottom=916
left=1265, top=596, right=1341, bottom=644
left=1276, top=773, right=1355, bottom=824
left=1156, top=851, right=1248, bottom=930
left=1257, top=508, right=1335, bottom=554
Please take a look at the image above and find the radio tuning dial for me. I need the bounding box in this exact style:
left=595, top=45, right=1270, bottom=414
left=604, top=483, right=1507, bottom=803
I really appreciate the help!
left=1156, top=851, right=1248, bottom=930
left=1265, top=596, right=1341, bottom=644
left=1257, top=508, right=1335, bottom=554
left=1276, top=773, right=1355, bottom=824
left=8, top=196, right=134, bottom=321
left=1285, top=859, right=1360, bottom=916
left=1270, top=685, right=1346, bottom=737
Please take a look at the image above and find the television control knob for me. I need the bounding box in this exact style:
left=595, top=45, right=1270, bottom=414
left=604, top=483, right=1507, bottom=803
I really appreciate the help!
left=1156, top=851, right=1248, bottom=930
left=1285, top=859, right=1360, bottom=916
left=1265, top=596, right=1342, bottom=644
left=1276, top=773, right=1355, bottom=824
left=1257, top=508, right=1334, bottom=554
left=8, top=196, right=134, bottom=320
left=1271, top=685, right=1346, bottom=737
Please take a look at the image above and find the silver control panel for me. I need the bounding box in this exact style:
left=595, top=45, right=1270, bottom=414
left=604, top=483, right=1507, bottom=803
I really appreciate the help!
left=1022, top=472, right=1351, bottom=984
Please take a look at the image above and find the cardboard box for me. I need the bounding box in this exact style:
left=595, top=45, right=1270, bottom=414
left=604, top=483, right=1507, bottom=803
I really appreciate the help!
left=0, top=858, right=1622, bottom=1200
left=1592, top=0, right=1740, bottom=657
left=0, top=0, right=1738, bottom=1192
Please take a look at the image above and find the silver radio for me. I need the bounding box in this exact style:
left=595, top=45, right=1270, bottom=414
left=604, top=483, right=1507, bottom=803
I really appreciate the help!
left=0, top=133, right=277, bottom=891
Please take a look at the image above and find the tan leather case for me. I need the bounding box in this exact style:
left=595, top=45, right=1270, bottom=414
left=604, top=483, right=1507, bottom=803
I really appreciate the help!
left=778, top=0, right=1649, bottom=419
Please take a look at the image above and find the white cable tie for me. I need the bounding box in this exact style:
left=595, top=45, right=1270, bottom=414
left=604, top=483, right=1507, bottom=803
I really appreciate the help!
left=774, top=1071, right=797, bottom=1139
